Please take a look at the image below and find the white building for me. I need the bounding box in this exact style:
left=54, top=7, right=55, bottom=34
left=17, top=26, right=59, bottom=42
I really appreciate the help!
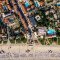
left=35, top=15, right=41, bottom=21
left=54, top=14, right=57, bottom=19
left=38, top=27, right=47, bottom=36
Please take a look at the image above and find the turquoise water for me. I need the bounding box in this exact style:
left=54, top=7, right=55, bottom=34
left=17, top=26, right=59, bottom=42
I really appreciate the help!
left=47, top=29, right=56, bottom=35
left=34, top=1, right=39, bottom=7
left=25, top=2, right=30, bottom=8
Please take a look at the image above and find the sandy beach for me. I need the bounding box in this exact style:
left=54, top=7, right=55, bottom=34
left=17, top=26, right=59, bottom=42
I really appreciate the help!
left=0, top=44, right=60, bottom=60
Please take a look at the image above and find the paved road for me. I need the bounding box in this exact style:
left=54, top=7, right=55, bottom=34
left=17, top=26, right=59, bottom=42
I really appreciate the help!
left=0, top=44, right=60, bottom=60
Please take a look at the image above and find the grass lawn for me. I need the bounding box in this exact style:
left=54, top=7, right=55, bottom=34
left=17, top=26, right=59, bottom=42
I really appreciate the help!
left=21, top=37, right=27, bottom=43
left=0, top=40, right=2, bottom=44
left=38, top=38, right=44, bottom=45
left=16, top=38, right=21, bottom=43
left=3, top=41, right=7, bottom=44
left=52, top=37, right=57, bottom=42
left=45, top=38, right=57, bottom=45
left=58, top=37, right=60, bottom=45
left=48, top=38, right=53, bottom=45
left=10, top=39, right=15, bottom=44
left=16, top=37, right=27, bottom=43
